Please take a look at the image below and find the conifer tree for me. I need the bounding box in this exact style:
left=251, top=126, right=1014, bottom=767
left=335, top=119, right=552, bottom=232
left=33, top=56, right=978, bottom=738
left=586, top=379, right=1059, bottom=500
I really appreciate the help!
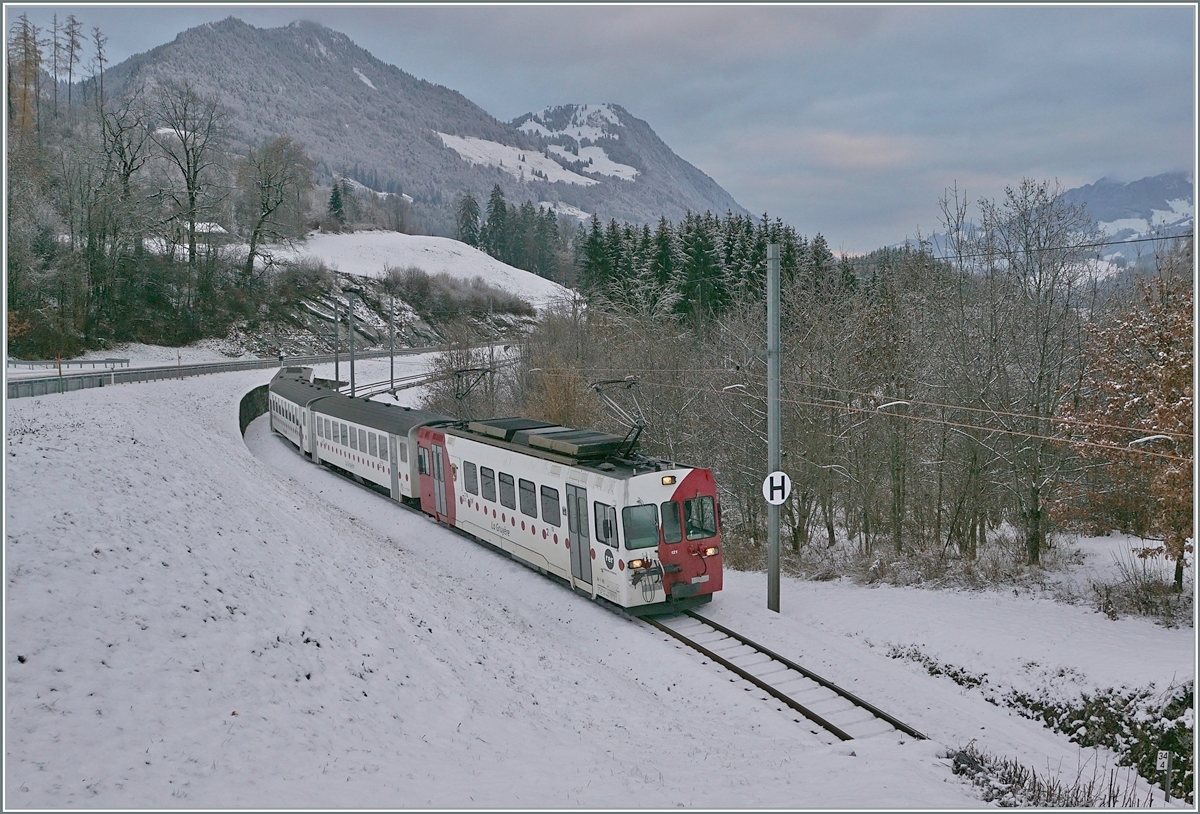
left=329, top=183, right=345, bottom=224
left=456, top=192, right=480, bottom=246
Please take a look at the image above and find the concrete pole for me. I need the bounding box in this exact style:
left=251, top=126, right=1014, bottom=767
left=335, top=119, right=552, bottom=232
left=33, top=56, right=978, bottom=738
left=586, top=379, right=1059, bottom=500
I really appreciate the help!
left=348, top=292, right=356, bottom=397
left=767, top=243, right=781, bottom=613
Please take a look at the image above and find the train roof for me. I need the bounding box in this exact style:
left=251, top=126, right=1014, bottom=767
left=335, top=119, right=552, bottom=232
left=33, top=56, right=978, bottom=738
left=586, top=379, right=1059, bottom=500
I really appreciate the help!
left=270, top=369, right=451, bottom=436
left=446, top=416, right=683, bottom=480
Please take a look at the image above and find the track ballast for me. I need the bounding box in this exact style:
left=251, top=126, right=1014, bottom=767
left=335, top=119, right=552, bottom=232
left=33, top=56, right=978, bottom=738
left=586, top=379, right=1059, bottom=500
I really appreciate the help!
left=645, top=611, right=926, bottom=743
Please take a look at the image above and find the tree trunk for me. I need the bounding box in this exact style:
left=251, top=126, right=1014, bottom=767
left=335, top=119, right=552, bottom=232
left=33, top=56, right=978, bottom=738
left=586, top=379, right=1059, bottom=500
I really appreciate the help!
left=1025, top=484, right=1042, bottom=565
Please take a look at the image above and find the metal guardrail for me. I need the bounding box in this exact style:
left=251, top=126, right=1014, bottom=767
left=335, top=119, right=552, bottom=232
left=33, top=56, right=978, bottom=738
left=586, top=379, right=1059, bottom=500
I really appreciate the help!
left=6, top=348, right=434, bottom=400
left=7, top=358, right=130, bottom=370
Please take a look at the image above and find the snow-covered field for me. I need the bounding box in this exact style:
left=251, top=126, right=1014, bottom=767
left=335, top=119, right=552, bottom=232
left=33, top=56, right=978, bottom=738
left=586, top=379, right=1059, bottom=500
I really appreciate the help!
left=5, top=359, right=1192, bottom=808
left=272, top=231, right=574, bottom=312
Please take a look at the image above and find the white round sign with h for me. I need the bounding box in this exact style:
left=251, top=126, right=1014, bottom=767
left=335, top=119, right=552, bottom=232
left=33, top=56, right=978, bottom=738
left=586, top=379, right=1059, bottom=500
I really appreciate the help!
left=762, top=470, right=792, bottom=505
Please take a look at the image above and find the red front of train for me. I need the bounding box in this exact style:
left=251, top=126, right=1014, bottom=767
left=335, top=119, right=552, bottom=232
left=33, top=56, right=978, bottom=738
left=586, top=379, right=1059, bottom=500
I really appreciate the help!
left=624, top=466, right=723, bottom=610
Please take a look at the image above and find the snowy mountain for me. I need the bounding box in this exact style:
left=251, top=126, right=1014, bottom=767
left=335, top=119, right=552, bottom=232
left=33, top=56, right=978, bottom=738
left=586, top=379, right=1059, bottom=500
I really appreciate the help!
left=510, top=103, right=747, bottom=225
left=1060, top=172, right=1193, bottom=263
left=97, top=18, right=747, bottom=235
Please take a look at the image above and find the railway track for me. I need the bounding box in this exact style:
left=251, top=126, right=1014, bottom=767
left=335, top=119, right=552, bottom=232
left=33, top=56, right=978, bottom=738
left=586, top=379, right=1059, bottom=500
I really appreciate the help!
left=645, top=611, right=926, bottom=743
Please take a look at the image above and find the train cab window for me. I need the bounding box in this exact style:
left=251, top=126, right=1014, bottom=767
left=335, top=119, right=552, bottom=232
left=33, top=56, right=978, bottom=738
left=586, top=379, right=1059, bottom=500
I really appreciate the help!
left=463, top=462, right=479, bottom=495
left=418, top=447, right=429, bottom=476
left=661, top=501, right=683, bottom=544
left=498, top=473, right=516, bottom=509
left=594, top=502, right=619, bottom=548
left=518, top=479, right=537, bottom=518
left=369, top=433, right=378, bottom=457
left=684, top=496, right=717, bottom=540
left=623, top=504, right=660, bottom=550
left=540, top=486, right=562, bottom=527
left=359, top=429, right=367, bottom=452
left=350, top=426, right=358, bottom=450
left=480, top=467, right=496, bottom=501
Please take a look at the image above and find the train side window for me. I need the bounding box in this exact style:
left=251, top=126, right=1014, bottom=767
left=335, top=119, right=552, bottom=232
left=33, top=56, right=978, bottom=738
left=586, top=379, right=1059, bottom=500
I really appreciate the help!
left=350, top=426, right=358, bottom=450
left=540, top=486, right=562, bottom=527
left=622, top=504, right=659, bottom=550
left=318, top=418, right=325, bottom=438
left=480, top=467, right=496, bottom=501
left=340, top=423, right=348, bottom=446
left=359, top=429, right=367, bottom=452
left=418, top=447, right=429, bottom=476
left=594, top=502, right=619, bottom=548
left=399, top=442, right=408, bottom=462
left=463, top=462, right=479, bottom=495
left=684, top=496, right=717, bottom=540
left=661, top=501, right=683, bottom=544
left=518, top=479, right=537, bottom=518
left=325, top=418, right=331, bottom=440
left=498, top=473, right=516, bottom=509
left=378, top=437, right=388, bottom=460
left=369, top=433, right=378, bottom=457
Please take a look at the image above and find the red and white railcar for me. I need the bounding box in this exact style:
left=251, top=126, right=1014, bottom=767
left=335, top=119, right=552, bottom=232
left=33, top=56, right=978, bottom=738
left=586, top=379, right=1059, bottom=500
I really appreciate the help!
left=268, top=369, right=723, bottom=614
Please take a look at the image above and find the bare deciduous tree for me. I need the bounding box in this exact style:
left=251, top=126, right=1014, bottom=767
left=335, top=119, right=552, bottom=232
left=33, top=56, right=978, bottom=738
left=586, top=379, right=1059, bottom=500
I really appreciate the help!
left=150, top=80, right=229, bottom=268
left=237, top=135, right=314, bottom=284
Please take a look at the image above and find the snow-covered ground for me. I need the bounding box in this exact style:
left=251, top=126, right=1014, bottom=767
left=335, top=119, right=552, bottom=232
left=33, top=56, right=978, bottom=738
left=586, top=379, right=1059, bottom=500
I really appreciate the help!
left=272, top=231, right=575, bottom=312
left=5, top=359, right=1192, bottom=808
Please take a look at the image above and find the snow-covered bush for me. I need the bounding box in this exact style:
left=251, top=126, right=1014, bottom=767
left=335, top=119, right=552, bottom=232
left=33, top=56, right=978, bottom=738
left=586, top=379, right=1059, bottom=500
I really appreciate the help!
left=948, top=742, right=1153, bottom=807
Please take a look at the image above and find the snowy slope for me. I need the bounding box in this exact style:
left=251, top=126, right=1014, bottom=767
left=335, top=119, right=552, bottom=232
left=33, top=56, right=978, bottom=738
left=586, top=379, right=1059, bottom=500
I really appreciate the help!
left=5, top=362, right=1190, bottom=807
left=273, top=231, right=575, bottom=311
left=437, top=132, right=599, bottom=186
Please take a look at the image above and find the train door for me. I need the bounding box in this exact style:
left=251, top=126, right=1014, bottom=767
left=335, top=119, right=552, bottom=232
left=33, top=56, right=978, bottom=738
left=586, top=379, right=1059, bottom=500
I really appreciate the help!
left=388, top=435, right=400, bottom=500
left=418, top=429, right=455, bottom=523
left=565, top=484, right=592, bottom=587
left=431, top=442, right=448, bottom=517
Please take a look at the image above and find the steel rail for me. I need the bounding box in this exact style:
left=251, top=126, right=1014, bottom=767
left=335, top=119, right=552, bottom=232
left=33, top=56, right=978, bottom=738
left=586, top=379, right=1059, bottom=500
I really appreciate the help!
left=643, top=615, right=856, bottom=741
left=685, top=611, right=927, bottom=740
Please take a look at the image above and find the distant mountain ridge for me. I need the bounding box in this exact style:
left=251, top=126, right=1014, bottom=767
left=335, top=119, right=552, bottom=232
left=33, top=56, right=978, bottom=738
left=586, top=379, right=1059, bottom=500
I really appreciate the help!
left=98, top=17, right=748, bottom=235
left=1060, top=172, right=1193, bottom=260
left=903, top=172, right=1193, bottom=267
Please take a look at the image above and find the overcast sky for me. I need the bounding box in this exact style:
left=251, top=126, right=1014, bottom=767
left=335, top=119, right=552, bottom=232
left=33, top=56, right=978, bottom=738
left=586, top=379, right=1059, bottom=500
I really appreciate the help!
left=10, top=4, right=1196, bottom=252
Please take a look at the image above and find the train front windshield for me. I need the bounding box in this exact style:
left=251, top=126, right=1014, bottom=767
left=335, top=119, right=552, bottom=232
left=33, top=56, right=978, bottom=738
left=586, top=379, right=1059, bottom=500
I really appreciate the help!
left=622, top=504, right=659, bottom=549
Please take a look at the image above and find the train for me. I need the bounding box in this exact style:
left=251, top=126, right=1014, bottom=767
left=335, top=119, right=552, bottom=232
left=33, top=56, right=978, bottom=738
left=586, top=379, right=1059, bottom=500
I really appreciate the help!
left=266, top=367, right=723, bottom=614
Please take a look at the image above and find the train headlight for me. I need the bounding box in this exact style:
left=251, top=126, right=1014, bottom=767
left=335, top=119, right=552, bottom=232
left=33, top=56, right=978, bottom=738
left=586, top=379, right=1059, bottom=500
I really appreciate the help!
left=661, top=475, right=676, bottom=485
left=629, top=558, right=646, bottom=569
left=704, top=546, right=720, bottom=557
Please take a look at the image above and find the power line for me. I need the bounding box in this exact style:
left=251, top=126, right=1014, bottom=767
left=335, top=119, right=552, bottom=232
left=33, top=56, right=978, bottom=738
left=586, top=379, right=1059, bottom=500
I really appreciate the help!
left=545, top=366, right=1193, bottom=443
left=905, top=231, right=1192, bottom=264
left=529, top=370, right=1191, bottom=464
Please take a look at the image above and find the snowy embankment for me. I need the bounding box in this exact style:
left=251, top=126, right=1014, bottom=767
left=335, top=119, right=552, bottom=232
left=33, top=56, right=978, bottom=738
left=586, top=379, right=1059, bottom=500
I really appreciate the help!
left=5, top=359, right=1190, bottom=808
left=271, top=231, right=575, bottom=312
